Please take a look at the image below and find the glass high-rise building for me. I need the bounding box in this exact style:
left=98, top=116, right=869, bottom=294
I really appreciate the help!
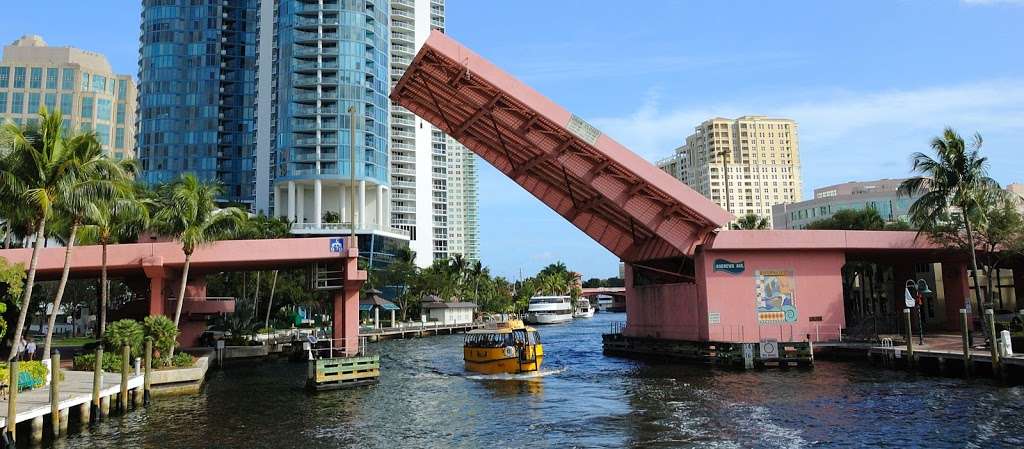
left=138, top=0, right=478, bottom=267
left=137, top=1, right=258, bottom=205
left=256, top=0, right=408, bottom=266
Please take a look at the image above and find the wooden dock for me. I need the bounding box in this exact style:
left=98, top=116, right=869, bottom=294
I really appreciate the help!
left=867, top=338, right=1024, bottom=379
left=0, top=369, right=144, bottom=439
left=360, top=322, right=484, bottom=340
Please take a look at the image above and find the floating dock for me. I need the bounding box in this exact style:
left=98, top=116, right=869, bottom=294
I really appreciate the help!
left=602, top=333, right=814, bottom=369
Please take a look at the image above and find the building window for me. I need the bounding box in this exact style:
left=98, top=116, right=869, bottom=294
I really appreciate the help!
left=61, top=68, right=75, bottom=90
left=30, top=68, right=42, bottom=89
left=13, top=67, right=26, bottom=88
left=92, top=75, right=106, bottom=93
left=80, top=97, right=93, bottom=118
left=27, top=93, right=40, bottom=113
left=0, top=92, right=6, bottom=113
left=60, top=94, right=73, bottom=114
left=0, top=67, right=8, bottom=88
left=81, top=72, right=89, bottom=91
left=117, top=79, right=126, bottom=98
left=46, top=68, right=57, bottom=89
left=116, top=103, right=126, bottom=124
left=95, top=124, right=111, bottom=146
left=44, top=93, right=56, bottom=112
left=115, top=127, right=125, bottom=149
left=11, top=93, right=23, bottom=113
left=96, top=98, right=112, bottom=121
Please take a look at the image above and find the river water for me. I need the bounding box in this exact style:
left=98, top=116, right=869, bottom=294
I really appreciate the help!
left=51, top=313, right=1024, bottom=448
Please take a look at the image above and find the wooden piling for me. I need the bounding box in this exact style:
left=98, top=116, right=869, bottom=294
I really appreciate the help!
left=99, top=396, right=109, bottom=418
left=30, top=416, right=42, bottom=443
left=50, top=351, right=60, bottom=437
left=904, top=308, right=914, bottom=366
left=77, top=402, right=90, bottom=425
left=961, top=309, right=971, bottom=376
left=7, top=360, right=17, bottom=442
left=987, top=309, right=1001, bottom=377
left=91, top=347, right=102, bottom=422
left=143, top=339, right=152, bottom=405
left=58, top=409, right=68, bottom=434
left=120, top=345, right=129, bottom=412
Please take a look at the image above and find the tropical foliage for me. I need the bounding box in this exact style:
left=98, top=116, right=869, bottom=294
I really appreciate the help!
left=732, top=213, right=770, bottom=230
left=899, top=128, right=1004, bottom=314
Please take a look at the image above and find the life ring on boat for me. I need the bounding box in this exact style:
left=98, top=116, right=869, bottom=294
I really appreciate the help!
left=504, top=346, right=516, bottom=358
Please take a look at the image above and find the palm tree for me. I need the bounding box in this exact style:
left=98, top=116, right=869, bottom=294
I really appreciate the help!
left=0, top=109, right=123, bottom=361
left=732, top=213, right=770, bottom=230
left=152, top=174, right=245, bottom=356
left=80, top=193, right=150, bottom=338
left=900, top=128, right=1002, bottom=316
left=41, top=134, right=134, bottom=358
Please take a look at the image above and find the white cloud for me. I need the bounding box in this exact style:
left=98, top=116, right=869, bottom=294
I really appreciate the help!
left=588, top=78, right=1024, bottom=192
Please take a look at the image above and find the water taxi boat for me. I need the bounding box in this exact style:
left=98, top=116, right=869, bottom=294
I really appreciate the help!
left=464, top=319, right=543, bottom=374
left=573, top=297, right=595, bottom=319
left=524, top=295, right=573, bottom=324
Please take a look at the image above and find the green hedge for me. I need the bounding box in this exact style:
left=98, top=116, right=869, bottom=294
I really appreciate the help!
left=72, top=352, right=125, bottom=373
left=0, top=361, right=51, bottom=391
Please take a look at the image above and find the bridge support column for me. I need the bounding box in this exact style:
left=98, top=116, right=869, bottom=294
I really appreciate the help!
left=332, top=236, right=365, bottom=356
left=142, top=257, right=167, bottom=317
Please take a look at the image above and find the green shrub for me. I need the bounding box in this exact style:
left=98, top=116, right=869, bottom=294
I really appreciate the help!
left=0, top=361, right=52, bottom=390
left=171, top=353, right=194, bottom=368
left=72, top=352, right=125, bottom=373
left=143, top=315, right=179, bottom=356
left=105, top=319, right=144, bottom=357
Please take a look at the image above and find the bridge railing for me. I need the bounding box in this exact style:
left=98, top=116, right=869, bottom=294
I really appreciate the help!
left=305, top=336, right=373, bottom=359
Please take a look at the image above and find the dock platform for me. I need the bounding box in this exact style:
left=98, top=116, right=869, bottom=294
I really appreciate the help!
left=361, top=322, right=484, bottom=340
left=0, top=369, right=143, bottom=430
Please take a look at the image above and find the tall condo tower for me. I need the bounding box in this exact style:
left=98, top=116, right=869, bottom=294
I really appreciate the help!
left=137, top=1, right=258, bottom=205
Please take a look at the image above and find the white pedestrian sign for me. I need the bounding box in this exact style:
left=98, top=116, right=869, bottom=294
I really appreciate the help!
left=329, top=238, right=344, bottom=253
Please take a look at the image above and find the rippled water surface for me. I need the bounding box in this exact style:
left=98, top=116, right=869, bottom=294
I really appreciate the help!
left=51, top=313, right=1024, bottom=448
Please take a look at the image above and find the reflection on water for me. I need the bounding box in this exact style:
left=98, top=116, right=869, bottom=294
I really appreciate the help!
left=48, top=314, right=1024, bottom=449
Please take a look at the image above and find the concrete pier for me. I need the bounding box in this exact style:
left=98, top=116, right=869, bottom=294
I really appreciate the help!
left=1, top=370, right=143, bottom=443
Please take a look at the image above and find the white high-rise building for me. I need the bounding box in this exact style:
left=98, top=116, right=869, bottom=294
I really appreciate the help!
left=657, top=116, right=802, bottom=227
left=390, top=0, right=477, bottom=266
left=446, top=136, right=479, bottom=262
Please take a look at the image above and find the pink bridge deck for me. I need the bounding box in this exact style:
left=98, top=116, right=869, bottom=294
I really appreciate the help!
left=392, top=31, right=732, bottom=262
left=0, top=237, right=366, bottom=349
left=392, top=32, right=989, bottom=344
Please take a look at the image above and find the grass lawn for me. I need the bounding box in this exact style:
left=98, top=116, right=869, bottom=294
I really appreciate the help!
left=51, top=337, right=98, bottom=348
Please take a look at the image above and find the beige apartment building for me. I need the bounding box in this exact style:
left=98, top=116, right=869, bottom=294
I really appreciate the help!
left=657, top=116, right=802, bottom=226
left=0, top=35, right=136, bottom=159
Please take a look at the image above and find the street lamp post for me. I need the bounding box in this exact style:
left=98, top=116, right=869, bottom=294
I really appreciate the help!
left=904, top=279, right=932, bottom=345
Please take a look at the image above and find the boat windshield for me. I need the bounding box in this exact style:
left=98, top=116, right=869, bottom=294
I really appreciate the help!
left=465, top=333, right=514, bottom=348
left=529, top=297, right=568, bottom=304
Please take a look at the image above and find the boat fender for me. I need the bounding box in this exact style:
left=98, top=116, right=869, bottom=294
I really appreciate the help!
left=504, top=346, right=516, bottom=358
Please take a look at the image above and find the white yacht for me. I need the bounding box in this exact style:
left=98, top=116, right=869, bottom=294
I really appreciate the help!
left=573, top=297, right=595, bottom=319
left=596, top=294, right=614, bottom=311
left=525, top=295, right=573, bottom=324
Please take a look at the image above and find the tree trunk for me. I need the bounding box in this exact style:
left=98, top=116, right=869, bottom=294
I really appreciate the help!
left=253, top=271, right=261, bottom=316
left=264, top=270, right=278, bottom=330
left=8, top=218, right=46, bottom=361
left=963, top=217, right=985, bottom=312
left=169, top=252, right=193, bottom=358
left=43, top=223, right=79, bottom=358
left=99, top=241, right=109, bottom=338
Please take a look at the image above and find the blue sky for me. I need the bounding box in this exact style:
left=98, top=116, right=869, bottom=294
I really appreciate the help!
left=3, top=1, right=1023, bottom=280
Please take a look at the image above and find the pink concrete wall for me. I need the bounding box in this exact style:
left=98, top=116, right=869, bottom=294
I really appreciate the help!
left=698, top=249, right=847, bottom=343
left=623, top=278, right=703, bottom=340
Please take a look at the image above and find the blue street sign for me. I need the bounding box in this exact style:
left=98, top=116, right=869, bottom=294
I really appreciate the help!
left=329, top=238, right=344, bottom=253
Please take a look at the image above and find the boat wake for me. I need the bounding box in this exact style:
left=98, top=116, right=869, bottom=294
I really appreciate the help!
left=465, top=365, right=567, bottom=381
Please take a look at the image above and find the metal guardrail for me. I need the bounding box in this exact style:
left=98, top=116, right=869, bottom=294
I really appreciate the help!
left=305, top=336, right=371, bottom=359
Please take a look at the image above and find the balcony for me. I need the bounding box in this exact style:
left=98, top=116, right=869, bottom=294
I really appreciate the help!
left=392, top=142, right=415, bottom=152
left=295, top=137, right=340, bottom=146
left=391, top=129, right=414, bottom=139
left=290, top=222, right=411, bottom=238
left=293, top=60, right=340, bottom=72
left=391, top=153, right=415, bottom=163
left=294, top=75, right=339, bottom=87
left=294, top=106, right=339, bottom=117
left=294, top=91, right=338, bottom=103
